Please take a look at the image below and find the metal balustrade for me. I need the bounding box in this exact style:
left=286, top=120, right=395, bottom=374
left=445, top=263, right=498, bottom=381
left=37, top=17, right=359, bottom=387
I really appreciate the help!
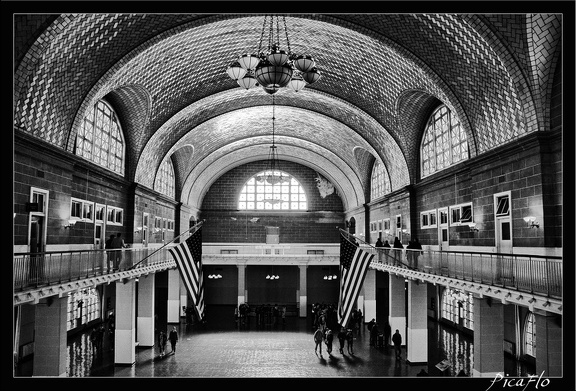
left=366, top=247, right=562, bottom=299
left=14, top=245, right=562, bottom=299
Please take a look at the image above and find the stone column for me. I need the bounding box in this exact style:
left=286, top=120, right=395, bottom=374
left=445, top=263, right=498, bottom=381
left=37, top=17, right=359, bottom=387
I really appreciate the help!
left=32, top=297, right=67, bottom=376
left=299, top=264, right=307, bottom=317
left=115, top=279, right=136, bottom=365
left=472, top=296, right=504, bottom=377
left=137, top=274, right=155, bottom=347
left=389, top=274, right=406, bottom=343
left=167, top=269, right=180, bottom=323
left=406, top=280, right=427, bottom=364
left=534, top=309, right=562, bottom=377
left=237, top=264, right=246, bottom=306
left=363, top=269, right=377, bottom=324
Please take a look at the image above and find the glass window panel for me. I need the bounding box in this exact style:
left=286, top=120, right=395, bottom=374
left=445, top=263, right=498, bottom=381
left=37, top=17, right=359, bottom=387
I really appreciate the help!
left=421, top=105, right=468, bottom=178
left=238, top=170, right=307, bottom=210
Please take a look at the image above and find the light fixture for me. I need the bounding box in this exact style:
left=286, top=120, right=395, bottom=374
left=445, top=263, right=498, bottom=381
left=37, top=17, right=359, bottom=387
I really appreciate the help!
left=523, top=216, right=539, bottom=228
left=468, top=222, right=479, bottom=232
left=227, top=15, right=321, bottom=94
left=208, top=274, right=223, bottom=279
left=63, top=219, right=77, bottom=229
left=255, top=96, right=290, bottom=204
left=266, top=274, right=279, bottom=280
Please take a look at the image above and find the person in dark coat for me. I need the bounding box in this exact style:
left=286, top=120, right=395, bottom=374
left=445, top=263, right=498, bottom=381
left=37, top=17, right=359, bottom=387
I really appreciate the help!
left=392, top=237, right=404, bottom=266
left=383, top=321, right=392, bottom=348
left=105, top=234, right=115, bottom=272
left=413, top=238, right=423, bottom=269
left=345, top=328, right=354, bottom=355
left=370, top=322, right=379, bottom=347
left=392, top=329, right=402, bottom=360
left=337, top=326, right=346, bottom=354
left=168, top=326, right=179, bottom=353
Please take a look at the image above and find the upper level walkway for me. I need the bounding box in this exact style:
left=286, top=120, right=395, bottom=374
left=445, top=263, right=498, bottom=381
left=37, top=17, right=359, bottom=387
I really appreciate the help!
left=13, top=243, right=562, bottom=315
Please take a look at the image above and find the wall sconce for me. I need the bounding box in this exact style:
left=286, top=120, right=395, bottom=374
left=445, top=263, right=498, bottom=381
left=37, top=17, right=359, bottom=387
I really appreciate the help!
left=523, top=216, right=539, bottom=228
left=208, top=274, right=222, bottom=279
left=468, top=222, right=479, bottom=232
left=63, top=219, right=77, bottom=229
left=266, top=274, right=279, bottom=280
left=323, top=274, right=338, bottom=280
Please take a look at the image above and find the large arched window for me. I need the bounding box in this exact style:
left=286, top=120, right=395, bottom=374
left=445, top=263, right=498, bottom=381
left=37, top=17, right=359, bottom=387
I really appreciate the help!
left=238, top=170, right=307, bottom=210
left=441, top=288, right=474, bottom=330
left=370, top=160, right=391, bottom=200
left=524, top=312, right=536, bottom=357
left=155, top=159, right=175, bottom=199
left=421, top=105, right=468, bottom=178
left=76, top=100, right=125, bottom=175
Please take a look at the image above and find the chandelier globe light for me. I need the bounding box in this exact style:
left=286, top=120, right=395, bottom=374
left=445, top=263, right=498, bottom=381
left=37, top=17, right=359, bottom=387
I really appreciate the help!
left=227, top=15, right=321, bottom=94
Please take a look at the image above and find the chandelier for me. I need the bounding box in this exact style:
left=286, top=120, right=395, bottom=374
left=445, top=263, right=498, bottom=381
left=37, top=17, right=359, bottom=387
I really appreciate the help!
left=226, top=15, right=321, bottom=94
left=255, top=96, right=289, bottom=206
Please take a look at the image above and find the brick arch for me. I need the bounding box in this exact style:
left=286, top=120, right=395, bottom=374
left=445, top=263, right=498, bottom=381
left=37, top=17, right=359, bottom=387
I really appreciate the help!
left=168, top=144, right=194, bottom=201
left=396, top=90, right=454, bottom=182
left=183, top=138, right=365, bottom=212
left=353, top=147, right=375, bottom=201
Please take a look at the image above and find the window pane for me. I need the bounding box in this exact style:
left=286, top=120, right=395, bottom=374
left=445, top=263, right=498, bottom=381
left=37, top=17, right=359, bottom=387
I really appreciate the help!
left=238, top=170, right=307, bottom=210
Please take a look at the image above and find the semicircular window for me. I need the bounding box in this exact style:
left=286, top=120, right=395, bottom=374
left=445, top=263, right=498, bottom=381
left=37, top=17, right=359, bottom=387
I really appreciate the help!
left=75, top=100, right=125, bottom=175
left=238, top=170, right=307, bottom=210
left=371, top=160, right=391, bottom=200
left=421, top=104, right=469, bottom=178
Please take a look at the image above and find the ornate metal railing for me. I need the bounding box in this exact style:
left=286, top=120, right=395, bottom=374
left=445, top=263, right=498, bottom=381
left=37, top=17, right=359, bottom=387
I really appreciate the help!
left=14, top=243, right=562, bottom=299
left=368, top=247, right=562, bottom=299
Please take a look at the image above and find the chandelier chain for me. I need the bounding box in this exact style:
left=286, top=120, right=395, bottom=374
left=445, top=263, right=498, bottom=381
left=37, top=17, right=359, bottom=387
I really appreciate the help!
left=283, top=16, right=291, bottom=54
left=258, top=15, right=268, bottom=54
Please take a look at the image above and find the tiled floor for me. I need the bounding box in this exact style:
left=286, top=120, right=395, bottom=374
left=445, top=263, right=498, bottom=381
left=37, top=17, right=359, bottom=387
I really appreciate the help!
left=17, top=305, right=532, bottom=381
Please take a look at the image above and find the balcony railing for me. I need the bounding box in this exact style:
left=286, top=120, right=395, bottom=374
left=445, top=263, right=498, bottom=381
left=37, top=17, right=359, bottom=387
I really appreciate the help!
left=368, top=247, right=562, bottom=299
left=14, top=244, right=562, bottom=300
left=13, top=247, right=172, bottom=291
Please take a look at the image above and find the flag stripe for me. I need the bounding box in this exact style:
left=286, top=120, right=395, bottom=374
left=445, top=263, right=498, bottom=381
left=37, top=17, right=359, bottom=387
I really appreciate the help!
left=168, top=227, right=205, bottom=320
left=337, top=234, right=374, bottom=328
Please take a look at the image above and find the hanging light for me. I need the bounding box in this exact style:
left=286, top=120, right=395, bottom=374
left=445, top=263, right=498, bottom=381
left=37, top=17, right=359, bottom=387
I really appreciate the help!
left=257, top=96, right=290, bottom=204
left=227, top=15, right=321, bottom=94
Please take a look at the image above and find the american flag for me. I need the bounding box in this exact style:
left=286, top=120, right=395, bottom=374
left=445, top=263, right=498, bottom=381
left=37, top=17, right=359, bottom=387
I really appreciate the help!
left=337, top=233, right=374, bottom=328
left=168, top=226, right=205, bottom=321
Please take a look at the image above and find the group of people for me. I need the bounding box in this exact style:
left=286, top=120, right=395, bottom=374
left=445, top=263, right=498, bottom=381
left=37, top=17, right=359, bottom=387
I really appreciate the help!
left=374, top=236, right=423, bottom=269
left=367, top=318, right=392, bottom=349
left=89, top=324, right=105, bottom=353
left=105, top=233, right=127, bottom=271
left=313, top=319, right=404, bottom=361
left=158, top=326, right=179, bottom=358
left=314, top=325, right=355, bottom=357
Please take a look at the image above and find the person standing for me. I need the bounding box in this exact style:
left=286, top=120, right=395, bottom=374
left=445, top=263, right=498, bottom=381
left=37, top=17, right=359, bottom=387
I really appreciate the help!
left=375, top=237, right=383, bottom=262
left=324, top=328, right=333, bottom=355
left=382, top=240, right=391, bottom=262
left=111, top=233, right=126, bottom=270
left=392, top=237, right=404, bottom=266
left=383, top=321, right=392, bottom=348
left=345, top=328, right=354, bottom=355
left=105, top=234, right=115, bottom=272
left=314, top=327, right=324, bottom=357
left=392, top=329, right=402, bottom=360
left=370, top=322, right=379, bottom=347
left=169, top=326, right=178, bottom=354
left=337, top=326, right=346, bottom=354
left=158, top=330, right=168, bottom=357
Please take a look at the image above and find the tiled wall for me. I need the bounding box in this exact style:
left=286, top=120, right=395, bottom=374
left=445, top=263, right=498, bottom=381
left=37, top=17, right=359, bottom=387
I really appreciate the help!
left=200, top=160, right=345, bottom=243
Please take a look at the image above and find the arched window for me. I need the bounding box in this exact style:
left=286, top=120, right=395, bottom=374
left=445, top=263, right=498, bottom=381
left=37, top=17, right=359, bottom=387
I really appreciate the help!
left=370, top=160, right=391, bottom=200
left=441, top=288, right=474, bottom=330
left=155, top=159, right=176, bottom=199
left=76, top=100, right=125, bottom=175
left=524, top=312, right=536, bottom=357
left=421, top=105, right=468, bottom=178
left=238, top=170, right=307, bottom=210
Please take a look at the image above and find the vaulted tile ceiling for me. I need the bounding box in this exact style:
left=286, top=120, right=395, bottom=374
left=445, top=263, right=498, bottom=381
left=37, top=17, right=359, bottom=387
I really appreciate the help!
left=13, top=14, right=561, bottom=211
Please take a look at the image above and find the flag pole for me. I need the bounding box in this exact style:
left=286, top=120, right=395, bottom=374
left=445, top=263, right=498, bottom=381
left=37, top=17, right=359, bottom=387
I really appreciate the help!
left=128, top=220, right=205, bottom=270
left=338, top=228, right=374, bottom=248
